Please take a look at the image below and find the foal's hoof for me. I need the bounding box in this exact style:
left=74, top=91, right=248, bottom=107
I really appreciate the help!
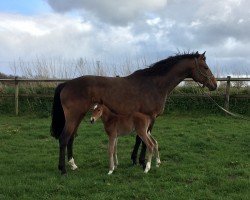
left=144, top=162, right=151, bottom=173
left=156, top=158, right=161, bottom=167
left=108, top=170, right=113, bottom=175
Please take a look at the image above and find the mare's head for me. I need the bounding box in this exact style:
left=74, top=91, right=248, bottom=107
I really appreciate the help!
left=90, top=103, right=104, bottom=123
left=190, top=51, right=217, bottom=91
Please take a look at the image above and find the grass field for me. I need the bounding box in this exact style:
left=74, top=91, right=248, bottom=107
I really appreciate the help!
left=0, top=114, right=249, bottom=200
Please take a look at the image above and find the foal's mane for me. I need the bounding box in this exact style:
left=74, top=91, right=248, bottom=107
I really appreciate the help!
left=129, top=52, right=200, bottom=77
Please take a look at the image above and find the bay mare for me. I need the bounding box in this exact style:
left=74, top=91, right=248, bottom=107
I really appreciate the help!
left=90, top=103, right=161, bottom=174
left=51, top=51, right=217, bottom=174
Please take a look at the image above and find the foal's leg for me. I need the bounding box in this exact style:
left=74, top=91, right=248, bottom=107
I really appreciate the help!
left=139, top=120, right=155, bottom=168
left=137, top=132, right=154, bottom=173
left=131, top=135, right=142, bottom=165
left=148, top=134, right=161, bottom=167
left=108, top=136, right=116, bottom=175
left=67, top=135, right=78, bottom=170
left=144, top=137, right=155, bottom=173
left=114, top=138, right=118, bottom=168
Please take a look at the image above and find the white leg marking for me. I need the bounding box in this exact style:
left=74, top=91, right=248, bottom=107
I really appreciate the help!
left=108, top=166, right=114, bottom=175
left=68, top=158, right=78, bottom=170
left=144, top=162, right=151, bottom=173
left=108, top=170, right=113, bottom=175
left=156, top=158, right=161, bottom=167
left=114, top=138, right=118, bottom=168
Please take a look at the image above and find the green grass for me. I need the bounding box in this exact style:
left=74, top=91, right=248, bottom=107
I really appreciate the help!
left=0, top=114, right=249, bottom=200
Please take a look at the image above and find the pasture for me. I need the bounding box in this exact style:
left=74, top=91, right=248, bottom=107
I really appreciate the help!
left=0, top=114, right=249, bottom=200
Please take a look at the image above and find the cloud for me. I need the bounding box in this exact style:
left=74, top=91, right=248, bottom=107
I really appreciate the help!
left=47, top=0, right=168, bottom=25
left=0, top=12, right=159, bottom=76
left=0, top=0, right=250, bottom=76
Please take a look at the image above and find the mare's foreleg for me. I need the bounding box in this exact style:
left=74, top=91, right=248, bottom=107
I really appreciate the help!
left=139, top=142, right=147, bottom=169
left=131, top=135, right=142, bottom=165
left=67, top=135, right=78, bottom=170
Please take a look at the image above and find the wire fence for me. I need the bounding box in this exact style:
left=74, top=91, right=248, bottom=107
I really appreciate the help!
left=0, top=76, right=249, bottom=115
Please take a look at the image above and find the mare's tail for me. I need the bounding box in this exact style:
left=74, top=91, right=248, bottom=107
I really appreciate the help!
left=50, top=83, right=66, bottom=139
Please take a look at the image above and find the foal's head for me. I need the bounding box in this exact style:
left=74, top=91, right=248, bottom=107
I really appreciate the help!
left=90, top=104, right=104, bottom=123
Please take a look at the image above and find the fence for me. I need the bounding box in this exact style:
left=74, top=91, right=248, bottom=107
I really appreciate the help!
left=0, top=76, right=250, bottom=115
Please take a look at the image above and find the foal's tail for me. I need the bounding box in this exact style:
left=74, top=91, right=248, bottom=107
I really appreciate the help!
left=50, top=82, right=66, bottom=139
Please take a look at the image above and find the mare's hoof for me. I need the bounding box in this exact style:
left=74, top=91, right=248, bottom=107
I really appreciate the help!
left=58, top=165, right=67, bottom=175
left=61, top=171, right=67, bottom=176
left=131, top=160, right=137, bottom=165
left=139, top=160, right=146, bottom=170
left=131, top=155, right=137, bottom=165
left=58, top=165, right=63, bottom=171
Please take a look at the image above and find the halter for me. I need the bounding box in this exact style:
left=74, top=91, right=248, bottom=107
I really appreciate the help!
left=194, top=58, right=213, bottom=86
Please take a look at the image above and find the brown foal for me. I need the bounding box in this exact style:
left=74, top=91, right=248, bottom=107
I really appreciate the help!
left=90, top=103, right=161, bottom=174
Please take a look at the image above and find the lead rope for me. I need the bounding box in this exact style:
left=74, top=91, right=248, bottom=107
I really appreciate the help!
left=196, top=82, right=249, bottom=120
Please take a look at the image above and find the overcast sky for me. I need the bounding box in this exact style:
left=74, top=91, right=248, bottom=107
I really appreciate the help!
left=0, top=0, right=249, bottom=77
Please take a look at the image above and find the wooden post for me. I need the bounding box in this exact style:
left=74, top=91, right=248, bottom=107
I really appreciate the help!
left=14, top=76, right=19, bottom=116
left=224, top=76, right=231, bottom=113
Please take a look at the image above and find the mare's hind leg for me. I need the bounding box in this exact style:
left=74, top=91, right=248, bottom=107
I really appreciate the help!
left=58, top=126, right=73, bottom=174
left=131, top=135, right=142, bottom=165
left=58, top=113, right=83, bottom=174
left=67, top=136, right=78, bottom=170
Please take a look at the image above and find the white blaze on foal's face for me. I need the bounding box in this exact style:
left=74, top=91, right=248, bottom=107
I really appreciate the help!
left=91, top=104, right=103, bottom=123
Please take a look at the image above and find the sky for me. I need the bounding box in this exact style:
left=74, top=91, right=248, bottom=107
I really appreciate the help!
left=0, top=0, right=249, bottom=77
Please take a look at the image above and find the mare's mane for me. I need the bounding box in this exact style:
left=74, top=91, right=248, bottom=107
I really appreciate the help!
left=129, top=52, right=200, bottom=77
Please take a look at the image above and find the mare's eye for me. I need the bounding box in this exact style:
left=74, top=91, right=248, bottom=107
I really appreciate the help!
left=204, top=65, right=209, bottom=70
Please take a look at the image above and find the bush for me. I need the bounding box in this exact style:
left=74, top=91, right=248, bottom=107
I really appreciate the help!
left=0, top=85, right=249, bottom=117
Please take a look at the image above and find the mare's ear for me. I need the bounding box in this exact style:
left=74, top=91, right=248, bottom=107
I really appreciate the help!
left=198, top=51, right=206, bottom=60
left=195, top=51, right=199, bottom=55
left=200, top=51, right=206, bottom=60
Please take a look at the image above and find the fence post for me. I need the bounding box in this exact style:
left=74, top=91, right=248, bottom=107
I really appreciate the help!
left=224, top=76, right=231, bottom=113
left=14, top=77, right=19, bottom=116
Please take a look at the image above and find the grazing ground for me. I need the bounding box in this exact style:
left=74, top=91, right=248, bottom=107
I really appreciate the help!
left=0, top=114, right=249, bottom=200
